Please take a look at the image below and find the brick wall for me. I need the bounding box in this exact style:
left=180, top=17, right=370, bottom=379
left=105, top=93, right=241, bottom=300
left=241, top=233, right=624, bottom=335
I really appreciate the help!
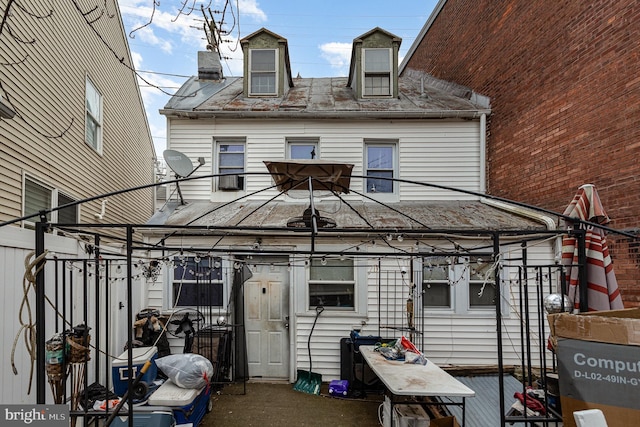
left=405, top=0, right=640, bottom=306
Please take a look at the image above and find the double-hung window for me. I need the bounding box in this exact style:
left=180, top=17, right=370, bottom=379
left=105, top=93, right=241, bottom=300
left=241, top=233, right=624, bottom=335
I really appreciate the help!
left=309, top=258, right=354, bottom=310
left=468, top=256, right=496, bottom=308
left=287, top=138, right=318, bottom=160
left=85, top=77, right=103, bottom=153
left=365, top=141, right=396, bottom=194
left=173, top=256, right=223, bottom=307
left=422, top=257, right=452, bottom=308
left=363, top=48, right=391, bottom=97
left=422, top=256, right=499, bottom=312
left=249, top=49, right=277, bottom=96
left=216, top=140, right=245, bottom=191
left=23, top=176, right=78, bottom=225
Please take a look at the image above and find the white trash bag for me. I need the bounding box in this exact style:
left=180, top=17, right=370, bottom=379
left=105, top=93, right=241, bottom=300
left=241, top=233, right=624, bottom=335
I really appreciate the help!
left=155, top=353, right=213, bottom=389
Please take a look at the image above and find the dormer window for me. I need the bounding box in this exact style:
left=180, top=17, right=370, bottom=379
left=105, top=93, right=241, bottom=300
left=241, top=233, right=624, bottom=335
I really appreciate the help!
left=241, top=28, right=293, bottom=98
left=347, top=27, right=401, bottom=100
left=363, top=48, right=392, bottom=96
left=250, top=49, right=277, bottom=96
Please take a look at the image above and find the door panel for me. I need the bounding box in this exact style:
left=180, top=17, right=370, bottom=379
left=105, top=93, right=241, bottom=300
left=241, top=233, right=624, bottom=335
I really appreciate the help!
left=244, top=261, right=290, bottom=379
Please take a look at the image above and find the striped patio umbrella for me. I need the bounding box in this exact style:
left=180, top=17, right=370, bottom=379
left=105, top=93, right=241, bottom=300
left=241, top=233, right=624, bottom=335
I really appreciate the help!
left=561, top=184, right=624, bottom=311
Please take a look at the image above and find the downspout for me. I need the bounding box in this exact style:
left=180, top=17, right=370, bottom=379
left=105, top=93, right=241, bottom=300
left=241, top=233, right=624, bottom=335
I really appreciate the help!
left=479, top=113, right=487, bottom=193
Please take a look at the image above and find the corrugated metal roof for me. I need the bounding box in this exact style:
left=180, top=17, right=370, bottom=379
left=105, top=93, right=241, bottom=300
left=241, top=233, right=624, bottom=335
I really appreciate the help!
left=163, top=76, right=240, bottom=110
left=448, top=375, right=526, bottom=427
left=148, top=200, right=547, bottom=231
left=160, top=70, right=490, bottom=118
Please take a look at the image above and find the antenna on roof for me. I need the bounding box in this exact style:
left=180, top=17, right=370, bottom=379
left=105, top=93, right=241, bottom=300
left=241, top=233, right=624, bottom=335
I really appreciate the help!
left=163, top=149, right=205, bottom=205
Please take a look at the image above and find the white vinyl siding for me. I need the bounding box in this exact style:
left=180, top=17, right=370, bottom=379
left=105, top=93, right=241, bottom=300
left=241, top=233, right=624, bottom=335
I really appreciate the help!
left=165, top=119, right=483, bottom=203
left=142, top=236, right=555, bottom=380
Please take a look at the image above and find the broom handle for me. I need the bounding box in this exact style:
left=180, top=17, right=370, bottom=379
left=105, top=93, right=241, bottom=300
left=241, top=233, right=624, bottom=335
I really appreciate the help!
left=105, top=360, right=152, bottom=426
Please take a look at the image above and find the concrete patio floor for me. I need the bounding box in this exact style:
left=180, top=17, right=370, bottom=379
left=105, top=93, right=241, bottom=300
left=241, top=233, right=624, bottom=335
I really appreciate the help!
left=202, top=381, right=385, bottom=427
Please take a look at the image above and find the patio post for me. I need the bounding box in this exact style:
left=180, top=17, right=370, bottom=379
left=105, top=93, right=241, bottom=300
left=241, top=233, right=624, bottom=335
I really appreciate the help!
left=576, top=229, right=588, bottom=312
left=35, top=214, right=48, bottom=403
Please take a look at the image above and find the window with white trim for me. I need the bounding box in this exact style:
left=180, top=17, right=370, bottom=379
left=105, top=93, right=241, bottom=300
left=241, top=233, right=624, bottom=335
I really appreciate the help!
left=422, top=257, right=452, bottom=308
left=363, top=48, right=391, bottom=96
left=85, top=77, right=103, bottom=152
left=249, top=49, right=277, bottom=96
left=287, top=138, right=318, bottom=159
left=24, top=176, right=78, bottom=224
left=215, top=140, right=245, bottom=191
left=365, top=142, right=396, bottom=194
left=421, top=256, right=499, bottom=312
left=309, top=258, right=354, bottom=310
left=468, top=256, right=496, bottom=308
left=173, top=256, right=223, bottom=307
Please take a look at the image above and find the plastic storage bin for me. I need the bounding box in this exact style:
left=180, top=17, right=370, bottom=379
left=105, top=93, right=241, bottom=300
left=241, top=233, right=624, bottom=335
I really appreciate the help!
left=112, top=346, right=158, bottom=397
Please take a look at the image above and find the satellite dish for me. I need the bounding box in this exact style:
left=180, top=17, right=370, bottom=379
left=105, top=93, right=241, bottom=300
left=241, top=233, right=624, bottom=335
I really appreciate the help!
left=164, top=149, right=203, bottom=178
left=162, top=149, right=205, bottom=205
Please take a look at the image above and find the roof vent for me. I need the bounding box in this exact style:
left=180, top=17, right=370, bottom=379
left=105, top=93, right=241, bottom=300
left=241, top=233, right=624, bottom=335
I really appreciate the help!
left=198, top=51, right=223, bottom=81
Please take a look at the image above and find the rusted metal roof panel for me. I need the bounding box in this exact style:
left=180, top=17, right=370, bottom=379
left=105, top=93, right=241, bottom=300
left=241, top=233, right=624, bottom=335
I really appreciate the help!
left=155, top=200, right=546, bottom=231
left=163, top=70, right=488, bottom=117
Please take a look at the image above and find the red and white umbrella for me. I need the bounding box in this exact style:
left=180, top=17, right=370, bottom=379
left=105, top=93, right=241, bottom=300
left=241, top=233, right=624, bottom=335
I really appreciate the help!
left=561, top=184, right=624, bottom=311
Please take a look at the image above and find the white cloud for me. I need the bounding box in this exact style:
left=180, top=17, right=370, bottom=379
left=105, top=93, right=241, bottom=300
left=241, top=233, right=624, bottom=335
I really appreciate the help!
left=319, top=42, right=351, bottom=75
left=239, top=0, right=267, bottom=22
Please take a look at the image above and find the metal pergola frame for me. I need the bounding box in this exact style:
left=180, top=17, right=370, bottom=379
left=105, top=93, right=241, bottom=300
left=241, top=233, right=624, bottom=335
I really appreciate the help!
left=7, top=173, right=635, bottom=425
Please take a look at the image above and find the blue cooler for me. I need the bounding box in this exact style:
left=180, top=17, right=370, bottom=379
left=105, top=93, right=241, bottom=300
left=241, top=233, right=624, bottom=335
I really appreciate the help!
left=112, top=346, right=158, bottom=397
left=148, top=380, right=212, bottom=427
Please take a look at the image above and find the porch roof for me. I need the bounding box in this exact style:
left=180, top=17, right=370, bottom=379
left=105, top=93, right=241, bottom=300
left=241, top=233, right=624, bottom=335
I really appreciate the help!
left=147, top=200, right=548, bottom=232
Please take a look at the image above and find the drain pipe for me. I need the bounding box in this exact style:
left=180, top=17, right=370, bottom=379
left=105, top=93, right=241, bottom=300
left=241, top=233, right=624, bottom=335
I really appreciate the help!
left=308, top=177, right=318, bottom=253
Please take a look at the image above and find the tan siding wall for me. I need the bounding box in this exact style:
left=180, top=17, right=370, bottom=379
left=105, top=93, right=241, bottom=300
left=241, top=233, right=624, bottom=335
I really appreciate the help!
left=0, top=1, right=155, bottom=225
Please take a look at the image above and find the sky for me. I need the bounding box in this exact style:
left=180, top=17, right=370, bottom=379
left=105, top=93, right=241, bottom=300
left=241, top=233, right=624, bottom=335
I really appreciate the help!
left=117, top=0, right=438, bottom=160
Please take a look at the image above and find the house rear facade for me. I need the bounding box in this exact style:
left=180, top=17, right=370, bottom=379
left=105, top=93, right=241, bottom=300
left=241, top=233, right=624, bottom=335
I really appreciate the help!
left=149, top=27, right=557, bottom=382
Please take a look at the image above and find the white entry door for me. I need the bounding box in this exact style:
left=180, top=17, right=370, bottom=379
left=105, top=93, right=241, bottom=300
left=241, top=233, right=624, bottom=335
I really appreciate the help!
left=244, top=259, right=290, bottom=379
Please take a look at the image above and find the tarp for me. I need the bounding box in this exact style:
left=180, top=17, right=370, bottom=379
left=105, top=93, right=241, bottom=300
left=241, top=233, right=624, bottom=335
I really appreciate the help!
left=561, top=184, right=624, bottom=311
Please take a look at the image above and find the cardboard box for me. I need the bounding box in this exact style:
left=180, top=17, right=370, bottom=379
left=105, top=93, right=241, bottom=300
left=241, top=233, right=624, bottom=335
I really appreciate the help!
left=549, top=308, right=640, bottom=427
